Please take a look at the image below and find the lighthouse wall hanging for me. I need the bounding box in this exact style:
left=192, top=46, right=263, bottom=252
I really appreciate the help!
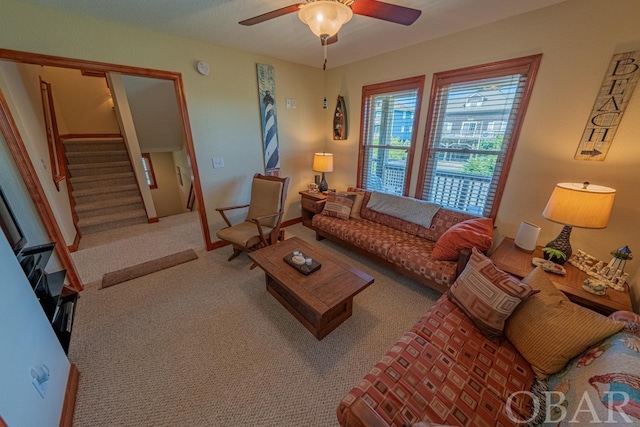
left=256, top=63, right=280, bottom=176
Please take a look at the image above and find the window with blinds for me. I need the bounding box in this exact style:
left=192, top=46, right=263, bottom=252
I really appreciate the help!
left=141, top=153, right=157, bottom=189
left=357, top=76, right=425, bottom=196
left=416, top=55, right=542, bottom=218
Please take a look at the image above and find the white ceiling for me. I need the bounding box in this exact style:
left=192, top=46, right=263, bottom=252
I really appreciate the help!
left=21, top=0, right=568, bottom=69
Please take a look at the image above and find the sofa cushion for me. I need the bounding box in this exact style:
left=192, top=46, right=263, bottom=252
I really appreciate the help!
left=336, top=331, right=527, bottom=427
left=349, top=190, right=366, bottom=219
left=386, top=236, right=458, bottom=290
left=411, top=295, right=535, bottom=419
left=448, top=248, right=538, bottom=343
left=431, top=217, right=494, bottom=261
left=416, top=208, right=480, bottom=242
left=321, top=193, right=355, bottom=220
left=312, top=215, right=411, bottom=259
left=545, top=316, right=640, bottom=425
left=504, top=267, right=625, bottom=379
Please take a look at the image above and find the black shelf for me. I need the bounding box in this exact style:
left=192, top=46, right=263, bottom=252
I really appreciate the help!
left=18, top=242, right=77, bottom=354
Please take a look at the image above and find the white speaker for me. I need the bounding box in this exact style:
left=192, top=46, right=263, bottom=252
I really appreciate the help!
left=514, top=222, right=541, bottom=253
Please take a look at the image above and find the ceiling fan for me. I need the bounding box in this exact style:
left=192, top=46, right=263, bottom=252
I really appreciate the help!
left=239, top=0, right=421, bottom=45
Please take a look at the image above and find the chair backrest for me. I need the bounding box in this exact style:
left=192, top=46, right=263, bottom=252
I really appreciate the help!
left=246, top=174, right=290, bottom=228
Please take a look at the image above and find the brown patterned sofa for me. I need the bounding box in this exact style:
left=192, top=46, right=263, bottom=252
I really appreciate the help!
left=312, top=188, right=478, bottom=293
left=337, top=294, right=536, bottom=426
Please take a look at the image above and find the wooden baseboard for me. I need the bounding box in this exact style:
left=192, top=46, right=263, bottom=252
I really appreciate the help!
left=59, top=364, right=79, bottom=427
left=147, top=217, right=159, bottom=224
left=281, top=217, right=302, bottom=228
left=59, top=133, right=122, bottom=140
left=67, top=231, right=81, bottom=253
left=208, top=240, right=230, bottom=250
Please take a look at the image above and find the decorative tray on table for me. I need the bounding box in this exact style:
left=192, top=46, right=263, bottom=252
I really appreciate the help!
left=283, top=252, right=322, bottom=275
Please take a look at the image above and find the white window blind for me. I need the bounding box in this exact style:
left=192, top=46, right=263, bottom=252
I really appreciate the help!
left=418, top=56, right=541, bottom=218
left=360, top=82, right=422, bottom=195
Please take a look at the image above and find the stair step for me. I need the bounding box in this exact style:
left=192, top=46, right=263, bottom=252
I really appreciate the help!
left=75, top=196, right=143, bottom=213
left=76, top=200, right=145, bottom=219
left=63, top=140, right=125, bottom=152
left=77, top=208, right=147, bottom=229
left=70, top=171, right=134, bottom=184
left=72, top=183, right=139, bottom=198
left=65, top=151, right=130, bottom=165
left=73, top=189, right=140, bottom=205
left=79, top=215, right=148, bottom=235
left=71, top=175, right=137, bottom=191
left=68, top=164, right=133, bottom=178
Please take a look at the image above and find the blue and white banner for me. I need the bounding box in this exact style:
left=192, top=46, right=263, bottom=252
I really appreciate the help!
left=257, top=63, right=280, bottom=176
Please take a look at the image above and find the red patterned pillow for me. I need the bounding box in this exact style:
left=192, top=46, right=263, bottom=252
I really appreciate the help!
left=321, top=194, right=355, bottom=220
left=431, top=217, right=494, bottom=261
left=448, top=247, right=538, bottom=343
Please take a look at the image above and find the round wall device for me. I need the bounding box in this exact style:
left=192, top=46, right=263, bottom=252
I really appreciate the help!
left=196, top=61, right=210, bottom=76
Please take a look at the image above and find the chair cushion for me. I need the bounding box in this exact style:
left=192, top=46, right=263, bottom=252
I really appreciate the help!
left=216, top=221, right=273, bottom=246
left=246, top=178, right=283, bottom=228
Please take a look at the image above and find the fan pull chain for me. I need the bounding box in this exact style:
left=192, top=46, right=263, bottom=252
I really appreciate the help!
left=323, top=41, right=328, bottom=109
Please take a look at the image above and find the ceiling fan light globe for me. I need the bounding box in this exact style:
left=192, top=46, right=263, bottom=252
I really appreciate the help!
left=299, top=1, right=353, bottom=38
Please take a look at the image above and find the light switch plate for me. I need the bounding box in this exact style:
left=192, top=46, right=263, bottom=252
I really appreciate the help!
left=212, top=157, right=224, bottom=168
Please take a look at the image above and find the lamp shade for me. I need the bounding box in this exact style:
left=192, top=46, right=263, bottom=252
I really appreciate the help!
left=542, top=182, right=615, bottom=229
left=313, top=152, right=334, bottom=172
left=298, top=1, right=353, bottom=38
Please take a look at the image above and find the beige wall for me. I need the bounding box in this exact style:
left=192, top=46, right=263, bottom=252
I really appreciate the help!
left=38, top=66, right=119, bottom=135
left=0, top=61, right=77, bottom=246
left=326, top=0, right=640, bottom=305
left=149, top=151, right=184, bottom=217
left=0, top=0, right=325, bottom=245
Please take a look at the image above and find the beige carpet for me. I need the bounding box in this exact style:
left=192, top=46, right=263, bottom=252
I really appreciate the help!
left=69, top=223, right=441, bottom=426
left=101, top=249, right=199, bottom=289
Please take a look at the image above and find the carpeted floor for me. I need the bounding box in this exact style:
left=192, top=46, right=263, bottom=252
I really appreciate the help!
left=69, top=223, right=441, bottom=426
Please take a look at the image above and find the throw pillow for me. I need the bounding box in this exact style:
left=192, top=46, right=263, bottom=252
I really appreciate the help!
left=431, top=217, right=494, bottom=261
left=505, top=266, right=625, bottom=379
left=349, top=191, right=365, bottom=219
left=448, top=247, right=538, bottom=343
left=321, top=194, right=355, bottom=221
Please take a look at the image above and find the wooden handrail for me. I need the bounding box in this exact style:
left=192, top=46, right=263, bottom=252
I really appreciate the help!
left=39, top=78, right=65, bottom=190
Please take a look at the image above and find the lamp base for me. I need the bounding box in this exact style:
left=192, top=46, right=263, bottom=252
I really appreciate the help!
left=543, top=225, right=573, bottom=265
left=318, top=172, right=328, bottom=192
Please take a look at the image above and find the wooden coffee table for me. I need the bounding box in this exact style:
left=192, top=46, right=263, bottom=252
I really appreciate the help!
left=248, top=237, right=374, bottom=340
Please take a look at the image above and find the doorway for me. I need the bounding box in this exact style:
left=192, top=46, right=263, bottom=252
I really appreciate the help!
left=0, top=48, right=214, bottom=290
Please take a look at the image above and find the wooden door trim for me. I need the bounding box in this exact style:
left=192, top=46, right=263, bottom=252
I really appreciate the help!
left=0, top=89, right=83, bottom=290
left=0, top=48, right=213, bottom=254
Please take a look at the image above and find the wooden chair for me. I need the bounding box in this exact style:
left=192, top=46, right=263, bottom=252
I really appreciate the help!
left=216, top=173, right=290, bottom=264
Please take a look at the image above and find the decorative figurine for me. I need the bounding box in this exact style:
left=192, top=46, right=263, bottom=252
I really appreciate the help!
left=569, top=246, right=632, bottom=293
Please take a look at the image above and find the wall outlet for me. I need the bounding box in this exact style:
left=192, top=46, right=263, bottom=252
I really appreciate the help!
left=212, top=157, right=224, bottom=169
left=286, top=98, right=297, bottom=109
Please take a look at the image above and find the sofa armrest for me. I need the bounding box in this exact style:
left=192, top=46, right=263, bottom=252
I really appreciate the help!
left=345, top=398, right=389, bottom=427
left=455, top=248, right=472, bottom=279
left=609, top=310, right=640, bottom=323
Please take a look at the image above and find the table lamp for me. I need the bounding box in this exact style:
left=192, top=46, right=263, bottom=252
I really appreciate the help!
left=313, top=152, right=333, bottom=192
left=541, top=182, right=615, bottom=264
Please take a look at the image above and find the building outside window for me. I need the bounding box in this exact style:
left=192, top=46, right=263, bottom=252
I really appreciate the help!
left=357, top=76, right=425, bottom=196
left=416, top=55, right=542, bottom=217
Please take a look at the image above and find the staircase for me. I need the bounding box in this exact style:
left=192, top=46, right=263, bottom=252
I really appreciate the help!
left=64, top=137, right=148, bottom=235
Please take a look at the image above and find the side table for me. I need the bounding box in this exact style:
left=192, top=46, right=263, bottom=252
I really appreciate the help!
left=299, top=191, right=326, bottom=229
left=490, top=237, right=633, bottom=315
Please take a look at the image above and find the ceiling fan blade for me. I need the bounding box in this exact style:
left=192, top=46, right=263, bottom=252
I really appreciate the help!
left=239, top=3, right=304, bottom=26
left=321, top=34, right=338, bottom=46
left=351, top=0, right=422, bottom=26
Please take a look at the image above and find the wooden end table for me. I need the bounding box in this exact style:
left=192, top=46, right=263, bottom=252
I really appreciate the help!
left=248, top=236, right=374, bottom=340
left=299, top=190, right=326, bottom=229
left=490, top=237, right=633, bottom=315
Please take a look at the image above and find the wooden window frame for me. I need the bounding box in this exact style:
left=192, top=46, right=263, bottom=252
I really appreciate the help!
left=356, top=75, right=425, bottom=196
left=415, top=54, right=542, bottom=218
left=141, top=153, right=157, bottom=189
